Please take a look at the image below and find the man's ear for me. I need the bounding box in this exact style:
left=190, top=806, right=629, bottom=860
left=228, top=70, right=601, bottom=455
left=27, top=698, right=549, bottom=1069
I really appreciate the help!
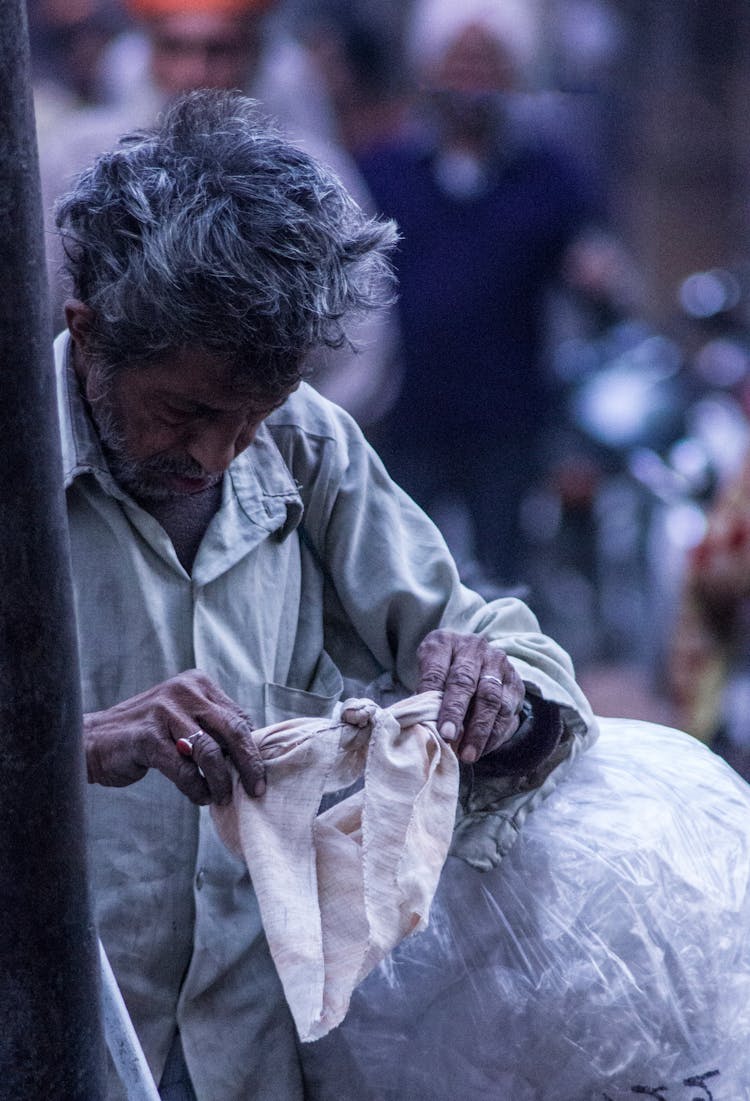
left=64, top=299, right=94, bottom=349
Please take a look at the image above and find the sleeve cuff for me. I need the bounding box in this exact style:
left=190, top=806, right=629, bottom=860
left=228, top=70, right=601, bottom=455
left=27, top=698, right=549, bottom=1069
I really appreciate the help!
left=473, top=694, right=564, bottom=778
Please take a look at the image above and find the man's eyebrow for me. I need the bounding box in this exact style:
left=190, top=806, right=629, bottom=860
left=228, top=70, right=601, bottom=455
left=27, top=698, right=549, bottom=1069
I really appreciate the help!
left=157, top=394, right=207, bottom=412
left=156, top=391, right=280, bottom=414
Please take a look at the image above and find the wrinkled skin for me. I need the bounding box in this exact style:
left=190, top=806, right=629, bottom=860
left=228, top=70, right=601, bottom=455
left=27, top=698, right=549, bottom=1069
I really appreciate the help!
left=84, top=669, right=265, bottom=805
left=417, top=629, right=524, bottom=762
left=84, top=631, right=524, bottom=802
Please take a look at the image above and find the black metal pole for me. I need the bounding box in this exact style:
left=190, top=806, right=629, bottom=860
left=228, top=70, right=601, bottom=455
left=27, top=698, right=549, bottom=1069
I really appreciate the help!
left=0, top=3, right=106, bottom=1097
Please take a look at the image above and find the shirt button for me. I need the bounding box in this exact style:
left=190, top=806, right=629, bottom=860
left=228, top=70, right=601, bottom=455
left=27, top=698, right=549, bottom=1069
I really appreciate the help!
left=195, top=869, right=206, bottom=890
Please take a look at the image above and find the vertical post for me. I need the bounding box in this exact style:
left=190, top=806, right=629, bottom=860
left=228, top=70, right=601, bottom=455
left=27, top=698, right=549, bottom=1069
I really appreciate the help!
left=0, top=3, right=106, bottom=1098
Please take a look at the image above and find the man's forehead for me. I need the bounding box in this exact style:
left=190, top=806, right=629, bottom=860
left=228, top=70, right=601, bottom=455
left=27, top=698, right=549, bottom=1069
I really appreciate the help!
left=151, top=11, right=256, bottom=44
left=126, top=346, right=286, bottom=406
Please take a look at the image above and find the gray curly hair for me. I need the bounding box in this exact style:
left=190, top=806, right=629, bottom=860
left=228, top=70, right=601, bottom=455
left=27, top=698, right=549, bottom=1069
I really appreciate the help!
left=55, top=89, right=399, bottom=397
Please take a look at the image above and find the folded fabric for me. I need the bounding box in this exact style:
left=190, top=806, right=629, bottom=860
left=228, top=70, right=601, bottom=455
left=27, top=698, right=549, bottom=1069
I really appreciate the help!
left=211, top=690, right=459, bottom=1041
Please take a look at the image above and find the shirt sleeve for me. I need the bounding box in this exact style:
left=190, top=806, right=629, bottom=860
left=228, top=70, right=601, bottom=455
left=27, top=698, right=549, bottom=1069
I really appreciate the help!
left=281, top=394, right=598, bottom=868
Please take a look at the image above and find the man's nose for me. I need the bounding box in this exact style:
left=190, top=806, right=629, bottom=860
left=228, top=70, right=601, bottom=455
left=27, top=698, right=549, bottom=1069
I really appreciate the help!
left=173, top=47, right=215, bottom=92
left=192, top=53, right=215, bottom=88
left=186, top=422, right=253, bottom=473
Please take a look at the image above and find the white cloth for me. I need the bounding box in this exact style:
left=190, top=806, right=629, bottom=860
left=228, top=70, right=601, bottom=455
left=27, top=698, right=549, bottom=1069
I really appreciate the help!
left=212, top=691, right=459, bottom=1041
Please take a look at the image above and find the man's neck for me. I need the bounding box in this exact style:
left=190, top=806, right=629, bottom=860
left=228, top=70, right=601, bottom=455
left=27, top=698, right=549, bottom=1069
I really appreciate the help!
left=137, top=481, right=224, bottom=573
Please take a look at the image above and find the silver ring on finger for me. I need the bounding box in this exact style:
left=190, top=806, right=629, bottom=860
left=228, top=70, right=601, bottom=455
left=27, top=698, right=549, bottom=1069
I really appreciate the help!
left=479, top=674, right=503, bottom=687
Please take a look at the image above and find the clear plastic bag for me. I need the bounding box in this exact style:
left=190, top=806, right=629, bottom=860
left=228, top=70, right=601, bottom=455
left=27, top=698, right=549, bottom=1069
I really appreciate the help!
left=301, top=718, right=750, bottom=1100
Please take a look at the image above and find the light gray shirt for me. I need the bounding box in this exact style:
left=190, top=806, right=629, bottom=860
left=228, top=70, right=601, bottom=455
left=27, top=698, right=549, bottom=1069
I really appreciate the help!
left=55, top=332, right=596, bottom=1100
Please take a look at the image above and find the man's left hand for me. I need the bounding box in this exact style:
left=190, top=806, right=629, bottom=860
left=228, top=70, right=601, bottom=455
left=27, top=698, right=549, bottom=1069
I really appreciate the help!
left=417, top=629, right=525, bottom=762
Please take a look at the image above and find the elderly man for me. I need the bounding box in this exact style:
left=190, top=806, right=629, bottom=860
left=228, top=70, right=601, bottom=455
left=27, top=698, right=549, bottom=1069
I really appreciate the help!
left=40, top=0, right=397, bottom=427
left=55, top=89, right=594, bottom=1100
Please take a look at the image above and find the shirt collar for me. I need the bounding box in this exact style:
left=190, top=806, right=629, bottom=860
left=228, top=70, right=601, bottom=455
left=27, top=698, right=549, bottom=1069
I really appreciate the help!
left=54, top=330, right=303, bottom=539
left=55, top=330, right=120, bottom=495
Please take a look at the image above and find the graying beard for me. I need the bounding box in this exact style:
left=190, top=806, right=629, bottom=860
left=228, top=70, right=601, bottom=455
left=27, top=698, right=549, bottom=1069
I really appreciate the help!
left=88, top=377, right=216, bottom=501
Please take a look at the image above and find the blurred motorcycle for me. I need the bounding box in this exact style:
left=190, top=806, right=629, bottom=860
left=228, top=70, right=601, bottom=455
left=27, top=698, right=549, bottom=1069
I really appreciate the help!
left=525, top=264, right=750, bottom=673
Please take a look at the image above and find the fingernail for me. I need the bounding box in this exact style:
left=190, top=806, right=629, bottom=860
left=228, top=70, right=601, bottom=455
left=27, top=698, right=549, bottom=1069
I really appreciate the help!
left=461, top=746, right=477, bottom=763
left=440, top=721, right=457, bottom=742
left=253, top=779, right=266, bottom=797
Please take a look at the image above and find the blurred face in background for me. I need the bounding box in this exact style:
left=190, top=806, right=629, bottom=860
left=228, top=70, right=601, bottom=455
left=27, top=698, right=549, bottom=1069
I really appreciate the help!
left=149, top=11, right=263, bottom=95
left=430, top=21, right=519, bottom=96
left=424, top=22, right=520, bottom=151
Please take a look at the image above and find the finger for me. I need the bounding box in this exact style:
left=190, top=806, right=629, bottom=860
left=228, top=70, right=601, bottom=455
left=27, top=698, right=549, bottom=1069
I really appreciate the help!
left=416, top=630, right=455, bottom=694
left=182, top=729, right=234, bottom=806
left=170, top=759, right=213, bottom=806
left=481, top=661, right=526, bottom=756
left=176, top=675, right=266, bottom=798
left=482, top=702, right=523, bottom=758
left=143, top=732, right=213, bottom=805
left=459, top=672, right=506, bottom=763
left=201, top=706, right=266, bottom=798
left=434, top=637, right=488, bottom=744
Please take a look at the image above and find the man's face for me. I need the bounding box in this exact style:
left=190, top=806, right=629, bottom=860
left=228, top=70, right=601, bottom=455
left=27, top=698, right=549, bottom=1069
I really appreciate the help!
left=77, top=345, right=290, bottom=500
left=425, top=23, right=518, bottom=146
left=149, top=12, right=262, bottom=96
left=430, top=23, right=518, bottom=96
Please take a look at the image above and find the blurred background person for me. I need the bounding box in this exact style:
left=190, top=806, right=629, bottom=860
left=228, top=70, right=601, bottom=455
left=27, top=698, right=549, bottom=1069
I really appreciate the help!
left=39, top=0, right=290, bottom=319
left=100, top=0, right=274, bottom=112
left=287, top=0, right=414, bottom=160
left=29, top=0, right=750, bottom=727
left=298, top=0, right=621, bottom=594
left=37, top=0, right=400, bottom=428
left=29, top=0, right=127, bottom=137
left=669, top=447, right=750, bottom=782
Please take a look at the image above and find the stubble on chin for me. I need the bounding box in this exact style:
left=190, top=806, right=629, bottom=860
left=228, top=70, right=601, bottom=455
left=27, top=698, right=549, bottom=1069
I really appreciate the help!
left=102, top=437, right=220, bottom=501
left=85, top=369, right=215, bottom=500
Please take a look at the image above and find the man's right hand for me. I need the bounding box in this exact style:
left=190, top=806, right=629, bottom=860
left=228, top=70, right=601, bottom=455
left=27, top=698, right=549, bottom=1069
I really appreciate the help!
left=83, top=669, right=265, bottom=805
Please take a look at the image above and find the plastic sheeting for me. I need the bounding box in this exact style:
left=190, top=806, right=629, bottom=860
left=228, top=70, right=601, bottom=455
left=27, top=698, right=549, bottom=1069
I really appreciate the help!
left=301, top=718, right=750, bottom=1100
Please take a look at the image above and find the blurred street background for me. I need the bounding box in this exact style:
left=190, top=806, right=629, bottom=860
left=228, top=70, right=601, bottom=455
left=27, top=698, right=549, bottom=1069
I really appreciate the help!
left=27, top=0, right=750, bottom=764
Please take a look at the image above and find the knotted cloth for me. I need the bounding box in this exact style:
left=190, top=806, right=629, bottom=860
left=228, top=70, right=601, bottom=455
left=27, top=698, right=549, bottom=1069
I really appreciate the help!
left=211, top=691, right=459, bottom=1041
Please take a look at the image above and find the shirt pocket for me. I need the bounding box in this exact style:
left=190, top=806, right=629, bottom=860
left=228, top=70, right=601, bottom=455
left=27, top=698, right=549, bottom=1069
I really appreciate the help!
left=263, top=649, right=344, bottom=725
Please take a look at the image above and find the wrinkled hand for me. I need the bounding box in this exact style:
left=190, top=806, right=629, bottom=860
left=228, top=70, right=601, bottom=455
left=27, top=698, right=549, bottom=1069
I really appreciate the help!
left=417, top=630, right=525, bottom=762
left=84, top=669, right=265, bottom=805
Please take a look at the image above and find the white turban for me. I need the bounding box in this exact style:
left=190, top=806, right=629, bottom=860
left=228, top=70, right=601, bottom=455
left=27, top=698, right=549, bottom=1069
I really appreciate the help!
left=407, top=0, right=542, bottom=85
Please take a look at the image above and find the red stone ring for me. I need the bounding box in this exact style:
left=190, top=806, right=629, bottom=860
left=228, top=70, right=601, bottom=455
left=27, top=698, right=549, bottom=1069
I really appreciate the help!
left=176, top=731, right=202, bottom=758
